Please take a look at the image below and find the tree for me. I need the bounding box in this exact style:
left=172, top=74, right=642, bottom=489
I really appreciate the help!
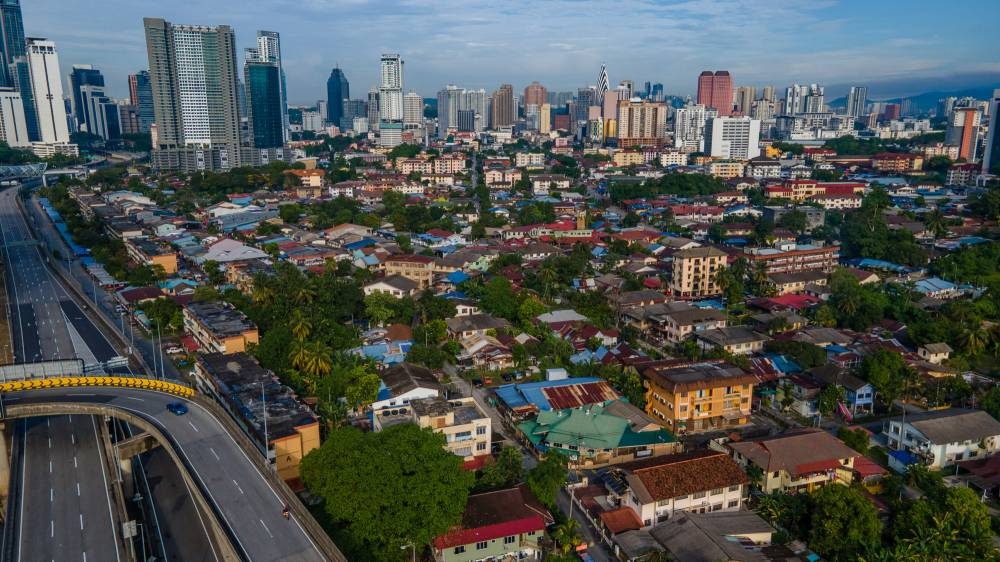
left=892, top=487, right=994, bottom=560
left=807, top=485, right=882, bottom=561
left=923, top=206, right=948, bottom=239
left=289, top=309, right=312, bottom=341
left=412, top=319, right=447, bottom=345
left=982, top=386, right=1000, bottom=421
left=551, top=519, right=583, bottom=555
left=475, top=446, right=524, bottom=492
left=778, top=209, right=809, bottom=234
left=836, top=427, right=870, bottom=455
left=364, top=292, right=396, bottom=327
left=345, top=371, right=381, bottom=412
left=526, top=451, right=567, bottom=509
left=817, top=384, right=845, bottom=421
left=479, top=277, right=518, bottom=320
left=858, top=349, right=913, bottom=408
left=203, top=259, right=226, bottom=286
left=301, top=424, right=473, bottom=561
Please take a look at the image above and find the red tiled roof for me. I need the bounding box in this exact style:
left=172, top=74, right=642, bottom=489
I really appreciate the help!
left=793, top=458, right=843, bottom=477
left=542, top=381, right=619, bottom=410
left=600, top=507, right=643, bottom=534
left=434, top=516, right=544, bottom=549
left=853, top=457, right=887, bottom=479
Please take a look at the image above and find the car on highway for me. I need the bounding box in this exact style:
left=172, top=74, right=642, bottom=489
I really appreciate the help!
left=166, top=402, right=188, bottom=415
left=165, top=346, right=184, bottom=354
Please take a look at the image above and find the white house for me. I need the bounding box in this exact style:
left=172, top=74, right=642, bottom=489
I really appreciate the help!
left=883, top=409, right=1000, bottom=470
left=371, top=363, right=446, bottom=410
left=363, top=275, right=419, bottom=298
left=603, top=450, right=749, bottom=528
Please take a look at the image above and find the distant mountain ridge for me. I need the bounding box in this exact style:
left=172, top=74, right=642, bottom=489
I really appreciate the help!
left=829, top=86, right=996, bottom=113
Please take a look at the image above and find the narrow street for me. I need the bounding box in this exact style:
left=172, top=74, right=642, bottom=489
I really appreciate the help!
left=555, top=488, right=613, bottom=562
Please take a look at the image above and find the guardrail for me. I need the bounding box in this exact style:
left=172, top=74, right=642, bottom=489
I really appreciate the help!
left=0, top=376, right=194, bottom=397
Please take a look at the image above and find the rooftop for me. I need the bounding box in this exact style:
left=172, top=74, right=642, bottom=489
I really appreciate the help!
left=897, top=409, right=1000, bottom=445
left=185, top=301, right=256, bottom=337
left=727, top=429, right=859, bottom=476
left=644, top=360, right=757, bottom=393
left=616, top=450, right=749, bottom=503
left=433, top=485, right=552, bottom=550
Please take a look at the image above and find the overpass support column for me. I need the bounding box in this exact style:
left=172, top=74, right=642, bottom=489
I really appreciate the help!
left=0, top=424, right=9, bottom=502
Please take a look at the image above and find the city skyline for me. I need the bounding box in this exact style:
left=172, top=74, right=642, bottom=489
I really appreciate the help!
left=22, top=0, right=1000, bottom=104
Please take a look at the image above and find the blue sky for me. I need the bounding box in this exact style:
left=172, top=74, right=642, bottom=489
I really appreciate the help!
left=23, top=0, right=1000, bottom=104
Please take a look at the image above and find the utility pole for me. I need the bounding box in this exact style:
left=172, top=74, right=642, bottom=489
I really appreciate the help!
left=260, top=381, right=269, bottom=465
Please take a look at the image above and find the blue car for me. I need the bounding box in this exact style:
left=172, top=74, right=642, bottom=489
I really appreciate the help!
left=166, top=402, right=188, bottom=416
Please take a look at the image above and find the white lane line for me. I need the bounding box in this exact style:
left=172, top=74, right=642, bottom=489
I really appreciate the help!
left=50, top=488, right=53, bottom=502
left=233, top=479, right=244, bottom=495
left=91, top=416, right=122, bottom=562
left=83, top=553, right=87, bottom=562
left=209, top=447, right=220, bottom=461
left=187, top=420, right=199, bottom=433
left=259, top=519, right=274, bottom=538
left=79, top=513, right=84, bottom=530
left=48, top=437, right=51, bottom=448
left=77, top=482, right=81, bottom=496
left=71, top=433, right=76, bottom=445
left=49, top=460, right=52, bottom=473
left=50, top=520, right=54, bottom=538
left=73, top=456, right=77, bottom=468
left=126, top=396, right=144, bottom=402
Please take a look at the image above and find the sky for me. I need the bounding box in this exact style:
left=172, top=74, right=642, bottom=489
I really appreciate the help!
left=23, top=0, right=1000, bottom=105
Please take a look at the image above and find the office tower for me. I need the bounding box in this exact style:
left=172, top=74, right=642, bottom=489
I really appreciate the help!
left=616, top=99, right=667, bottom=147
left=947, top=107, right=981, bottom=161
left=749, top=99, right=775, bottom=121
left=367, top=88, right=379, bottom=131
left=143, top=18, right=242, bottom=170
left=602, top=91, right=619, bottom=121
left=882, top=103, right=900, bottom=121
left=247, top=31, right=288, bottom=142
left=403, top=91, right=422, bottom=128
left=523, top=81, right=547, bottom=109
left=983, top=89, right=1000, bottom=175
left=436, top=84, right=462, bottom=137
left=0, top=87, right=27, bottom=146
left=804, top=85, right=825, bottom=113
left=643, top=81, right=651, bottom=98
left=79, top=85, right=120, bottom=140
left=734, top=86, right=756, bottom=115
left=244, top=58, right=283, bottom=148
left=128, top=71, right=154, bottom=132
left=697, top=70, right=734, bottom=116
left=539, top=103, right=551, bottom=134
left=574, top=86, right=597, bottom=123
left=650, top=83, right=664, bottom=102
left=456, top=109, right=475, bottom=133
left=705, top=116, right=761, bottom=159
left=118, top=105, right=141, bottom=135
left=597, top=64, right=609, bottom=101
left=674, top=103, right=717, bottom=151
left=761, top=86, right=775, bottom=101
left=490, top=84, right=515, bottom=128
left=784, top=84, right=824, bottom=115
left=342, top=98, right=367, bottom=131
left=378, top=53, right=403, bottom=146
left=619, top=80, right=634, bottom=100
left=25, top=38, right=70, bottom=144
left=68, top=65, right=104, bottom=132
left=327, top=66, right=349, bottom=126
left=301, top=111, right=323, bottom=132
left=938, top=97, right=957, bottom=118
left=846, top=86, right=867, bottom=118
left=899, top=98, right=912, bottom=118
left=316, top=100, right=328, bottom=119
left=0, top=0, right=25, bottom=89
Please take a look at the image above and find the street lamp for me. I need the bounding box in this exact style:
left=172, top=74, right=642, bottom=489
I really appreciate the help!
left=400, top=541, right=416, bottom=562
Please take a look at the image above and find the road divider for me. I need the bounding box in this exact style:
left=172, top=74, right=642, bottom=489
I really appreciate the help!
left=0, top=376, right=195, bottom=397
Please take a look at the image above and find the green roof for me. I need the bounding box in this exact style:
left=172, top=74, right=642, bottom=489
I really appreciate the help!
left=518, top=401, right=674, bottom=454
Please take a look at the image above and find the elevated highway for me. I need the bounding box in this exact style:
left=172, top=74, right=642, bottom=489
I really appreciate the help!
left=2, top=382, right=346, bottom=562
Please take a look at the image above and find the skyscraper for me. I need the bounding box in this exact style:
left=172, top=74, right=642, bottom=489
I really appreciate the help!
left=616, top=99, right=668, bottom=148
left=705, top=116, right=761, bottom=159
left=0, top=0, right=25, bottom=88
left=574, top=86, right=597, bottom=123
left=128, top=71, right=154, bottom=132
left=597, top=64, right=609, bottom=102
left=437, top=84, right=462, bottom=137
left=490, top=84, right=515, bottom=129
left=378, top=53, right=404, bottom=146
left=539, top=103, right=551, bottom=134
left=674, top=103, right=717, bottom=151
left=523, top=81, right=547, bottom=109
left=244, top=58, right=283, bottom=148
left=143, top=18, right=242, bottom=170
left=403, top=91, right=422, bottom=129
left=367, top=87, right=379, bottom=132
left=697, top=70, right=734, bottom=116
left=327, top=67, right=349, bottom=128
left=846, top=86, right=867, bottom=119
left=251, top=31, right=288, bottom=142
left=784, top=84, right=824, bottom=115
left=26, top=38, right=69, bottom=144
left=69, top=65, right=105, bottom=132
left=650, top=83, right=664, bottom=102
left=618, top=80, right=634, bottom=100
left=947, top=107, right=981, bottom=162
left=734, top=86, right=756, bottom=115
left=0, top=87, right=27, bottom=146
left=983, top=89, right=1000, bottom=175
left=78, top=84, right=120, bottom=140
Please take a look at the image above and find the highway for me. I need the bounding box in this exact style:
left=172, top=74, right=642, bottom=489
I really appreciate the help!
left=0, top=187, right=124, bottom=562
left=5, top=387, right=330, bottom=562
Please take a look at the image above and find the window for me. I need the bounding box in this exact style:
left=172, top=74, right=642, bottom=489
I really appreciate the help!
left=503, top=536, right=516, bottom=545
left=710, top=488, right=724, bottom=496
left=476, top=541, right=488, bottom=550
left=454, top=546, right=466, bottom=554
left=477, top=442, right=487, bottom=451
left=728, top=485, right=740, bottom=492
left=692, top=491, right=706, bottom=499
left=728, top=499, right=739, bottom=508
left=476, top=426, right=487, bottom=435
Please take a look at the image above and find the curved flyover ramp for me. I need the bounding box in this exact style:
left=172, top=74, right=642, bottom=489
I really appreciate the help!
left=2, top=380, right=346, bottom=562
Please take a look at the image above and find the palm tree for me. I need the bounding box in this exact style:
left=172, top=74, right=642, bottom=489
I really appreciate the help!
left=538, top=264, right=558, bottom=300
left=551, top=519, right=582, bottom=555
left=960, top=326, right=989, bottom=355
left=252, top=284, right=275, bottom=307
left=289, top=309, right=312, bottom=341
left=292, top=285, right=316, bottom=307
left=289, top=339, right=310, bottom=371
left=835, top=292, right=861, bottom=318
left=302, top=341, right=333, bottom=380
left=924, top=206, right=948, bottom=240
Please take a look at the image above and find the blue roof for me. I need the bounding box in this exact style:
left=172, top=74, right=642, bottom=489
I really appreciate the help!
left=851, top=258, right=910, bottom=273
left=889, top=449, right=919, bottom=466
left=446, top=270, right=470, bottom=284
left=692, top=299, right=725, bottom=310
left=825, top=344, right=850, bottom=354
left=344, top=238, right=376, bottom=250
left=766, top=353, right=801, bottom=373
left=495, top=377, right=603, bottom=412
left=914, top=277, right=956, bottom=294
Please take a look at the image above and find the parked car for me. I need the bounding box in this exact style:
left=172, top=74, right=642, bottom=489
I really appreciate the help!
left=165, top=346, right=184, bottom=355
left=166, top=402, right=188, bottom=416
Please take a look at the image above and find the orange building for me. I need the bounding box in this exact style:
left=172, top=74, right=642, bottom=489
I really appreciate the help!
left=643, top=360, right=756, bottom=433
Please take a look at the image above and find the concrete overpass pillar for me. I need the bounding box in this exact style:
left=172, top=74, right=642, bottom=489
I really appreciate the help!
left=0, top=424, right=9, bottom=502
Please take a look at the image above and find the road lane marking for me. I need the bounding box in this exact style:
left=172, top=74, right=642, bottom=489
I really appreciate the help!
left=49, top=460, right=52, bottom=473
left=126, top=396, right=144, bottom=402
left=71, top=433, right=76, bottom=445
left=233, top=479, right=244, bottom=495
left=91, top=417, right=122, bottom=562
left=188, top=421, right=199, bottom=432
left=77, top=482, right=81, bottom=496
left=209, top=447, right=220, bottom=461
left=259, top=519, right=274, bottom=538
left=48, top=437, right=51, bottom=448
left=50, top=520, right=54, bottom=537
left=79, top=514, right=84, bottom=530
left=50, top=488, right=53, bottom=502
left=73, top=456, right=77, bottom=468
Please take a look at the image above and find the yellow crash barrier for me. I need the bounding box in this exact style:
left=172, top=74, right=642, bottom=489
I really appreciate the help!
left=0, top=376, right=195, bottom=398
